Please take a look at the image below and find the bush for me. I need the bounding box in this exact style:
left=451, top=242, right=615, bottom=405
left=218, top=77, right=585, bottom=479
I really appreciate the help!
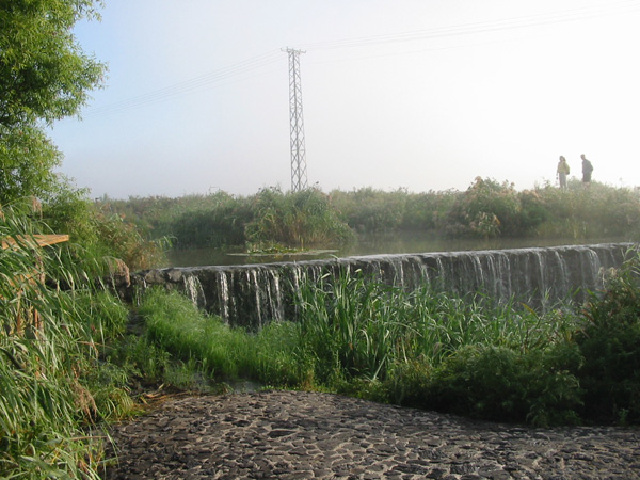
left=245, top=187, right=354, bottom=249
left=46, top=188, right=166, bottom=270
left=400, top=344, right=584, bottom=427
left=447, top=177, right=522, bottom=238
left=576, top=248, right=640, bottom=424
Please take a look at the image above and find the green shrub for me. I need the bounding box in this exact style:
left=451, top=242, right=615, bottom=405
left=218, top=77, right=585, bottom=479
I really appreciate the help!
left=416, top=344, right=583, bottom=427
left=245, top=187, right=354, bottom=249
left=447, top=177, right=522, bottom=238
left=576, top=248, right=640, bottom=423
left=43, top=189, right=166, bottom=271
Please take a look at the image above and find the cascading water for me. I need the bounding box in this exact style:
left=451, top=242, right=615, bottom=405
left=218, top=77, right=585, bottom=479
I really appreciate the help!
left=132, top=243, right=634, bottom=330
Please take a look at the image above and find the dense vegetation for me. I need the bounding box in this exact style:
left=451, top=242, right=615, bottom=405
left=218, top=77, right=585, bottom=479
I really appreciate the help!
left=104, top=178, right=640, bottom=256
left=0, top=203, right=133, bottom=478
left=136, top=246, right=640, bottom=428
left=0, top=2, right=166, bottom=476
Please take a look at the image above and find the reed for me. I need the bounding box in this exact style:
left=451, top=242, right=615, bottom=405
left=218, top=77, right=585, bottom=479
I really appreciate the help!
left=1, top=203, right=132, bottom=478
left=296, top=268, right=576, bottom=382
left=107, top=181, right=640, bottom=258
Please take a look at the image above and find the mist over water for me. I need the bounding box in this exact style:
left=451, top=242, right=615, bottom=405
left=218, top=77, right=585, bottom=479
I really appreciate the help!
left=166, top=233, right=630, bottom=268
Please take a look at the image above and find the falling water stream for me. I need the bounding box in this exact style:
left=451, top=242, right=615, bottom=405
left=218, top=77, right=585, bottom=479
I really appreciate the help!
left=134, top=243, right=633, bottom=329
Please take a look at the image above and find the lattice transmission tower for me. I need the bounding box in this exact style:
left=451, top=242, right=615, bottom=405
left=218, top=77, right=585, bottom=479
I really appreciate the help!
left=284, top=47, right=308, bottom=192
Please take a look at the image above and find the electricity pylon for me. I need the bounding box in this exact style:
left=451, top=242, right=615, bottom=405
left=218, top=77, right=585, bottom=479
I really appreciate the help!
left=284, top=47, right=308, bottom=192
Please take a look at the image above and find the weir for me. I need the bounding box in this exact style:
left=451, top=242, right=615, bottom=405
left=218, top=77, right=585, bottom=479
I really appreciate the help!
left=131, top=243, right=634, bottom=329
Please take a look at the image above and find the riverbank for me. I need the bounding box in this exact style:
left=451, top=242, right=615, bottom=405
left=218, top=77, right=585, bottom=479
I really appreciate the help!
left=104, top=390, right=640, bottom=479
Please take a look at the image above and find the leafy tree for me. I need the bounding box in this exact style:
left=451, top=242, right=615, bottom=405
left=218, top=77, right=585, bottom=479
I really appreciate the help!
left=0, top=0, right=105, bottom=203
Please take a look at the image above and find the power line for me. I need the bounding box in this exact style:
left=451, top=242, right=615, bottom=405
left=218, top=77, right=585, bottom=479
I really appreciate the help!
left=74, top=0, right=640, bottom=119
left=300, top=0, right=640, bottom=51
left=79, top=50, right=282, bottom=119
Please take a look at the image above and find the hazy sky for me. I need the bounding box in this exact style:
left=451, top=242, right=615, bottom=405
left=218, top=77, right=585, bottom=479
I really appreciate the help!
left=50, top=0, right=640, bottom=199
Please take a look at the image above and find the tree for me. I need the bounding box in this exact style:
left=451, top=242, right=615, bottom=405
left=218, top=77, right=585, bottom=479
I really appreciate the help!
left=0, top=0, right=105, bottom=204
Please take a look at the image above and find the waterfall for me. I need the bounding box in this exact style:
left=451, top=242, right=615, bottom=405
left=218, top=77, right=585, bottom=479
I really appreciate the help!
left=182, top=274, right=205, bottom=306
left=132, top=243, right=634, bottom=329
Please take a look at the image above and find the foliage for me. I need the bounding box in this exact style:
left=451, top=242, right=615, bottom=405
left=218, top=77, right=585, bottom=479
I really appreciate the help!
left=448, top=177, right=523, bottom=237
left=0, top=204, right=133, bottom=479
left=135, top=251, right=640, bottom=427
left=297, top=268, right=577, bottom=383
left=329, top=188, right=407, bottom=234
left=0, top=0, right=105, bottom=204
left=42, top=186, right=166, bottom=271
left=245, top=187, right=354, bottom=249
left=408, top=344, right=584, bottom=427
left=575, top=247, right=640, bottom=424
left=137, top=288, right=308, bottom=387
left=139, top=288, right=250, bottom=381
left=536, top=180, right=640, bottom=239
left=104, top=180, right=640, bottom=261
left=400, top=189, right=458, bottom=232
left=171, top=199, right=250, bottom=249
left=0, top=126, right=63, bottom=204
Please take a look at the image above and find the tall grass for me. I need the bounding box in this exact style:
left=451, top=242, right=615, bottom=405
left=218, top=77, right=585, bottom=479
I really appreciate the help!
left=138, top=288, right=309, bottom=388
left=139, top=288, right=251, bottom=380
left=137, top=266, right=593, bottom=426
left=296, top=268, right=576, bottom=383
left=106, top=180, right=640, bottom=258
left=1, top=203, right=132, bottom=479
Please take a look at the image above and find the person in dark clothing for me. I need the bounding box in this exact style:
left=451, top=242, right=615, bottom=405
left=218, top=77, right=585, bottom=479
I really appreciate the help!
left=581, top=154, right=593, bottom=188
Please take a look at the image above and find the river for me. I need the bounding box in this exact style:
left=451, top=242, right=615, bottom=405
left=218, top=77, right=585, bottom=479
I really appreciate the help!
left=165, top=233, right=632, bottom=268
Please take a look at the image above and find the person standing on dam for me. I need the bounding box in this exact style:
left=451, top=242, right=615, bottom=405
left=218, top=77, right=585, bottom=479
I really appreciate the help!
left=581, top=154, right=594, bottom=188
left=557, top=156, right=570, bottom=189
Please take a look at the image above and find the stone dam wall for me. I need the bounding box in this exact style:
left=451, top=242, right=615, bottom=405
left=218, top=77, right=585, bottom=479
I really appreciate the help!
left=130, top=243, right=634, bottom=330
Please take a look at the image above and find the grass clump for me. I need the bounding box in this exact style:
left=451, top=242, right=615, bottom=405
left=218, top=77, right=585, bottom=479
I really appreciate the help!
left=0, top=203, right=139, bottom=479
left=139, top=288, right=250, bottom=381
left=575, top=254, right=640, bottom=424
left=136, top=288, right=308, bottom=388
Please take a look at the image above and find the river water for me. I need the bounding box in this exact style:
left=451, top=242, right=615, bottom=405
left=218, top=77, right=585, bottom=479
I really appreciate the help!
left=165, top=233, right=631, bottom=268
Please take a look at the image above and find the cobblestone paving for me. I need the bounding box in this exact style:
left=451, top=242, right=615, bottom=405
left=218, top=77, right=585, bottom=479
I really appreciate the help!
left=104, top=390, right=640, bottom=480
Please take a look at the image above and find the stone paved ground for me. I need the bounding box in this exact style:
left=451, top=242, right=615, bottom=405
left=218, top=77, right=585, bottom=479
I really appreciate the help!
left=104, top=390, right=640, bottom=480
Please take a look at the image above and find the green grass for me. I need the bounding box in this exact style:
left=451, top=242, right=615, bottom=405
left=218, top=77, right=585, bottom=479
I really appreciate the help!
left=134, top=247, right=640, bottom=427
left=107, top=180, right=640, bottom=253
left=1, top=204, right=135, bottom=479
left=296, top=268, right=577, bottom=381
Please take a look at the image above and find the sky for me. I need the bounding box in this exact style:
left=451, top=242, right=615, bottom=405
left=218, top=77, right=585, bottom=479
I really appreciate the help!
left=49, top=0, right=640, bottom=199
